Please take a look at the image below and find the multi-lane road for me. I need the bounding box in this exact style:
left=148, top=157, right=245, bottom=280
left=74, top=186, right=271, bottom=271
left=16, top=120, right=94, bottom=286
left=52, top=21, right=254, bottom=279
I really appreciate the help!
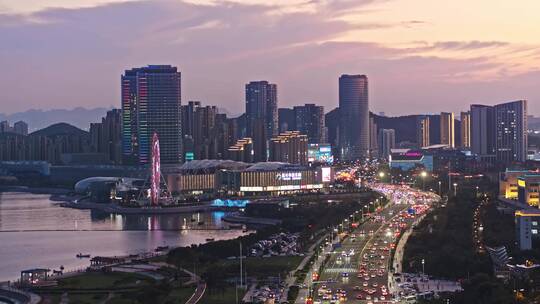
left=303, top=184, right=438, bottom=304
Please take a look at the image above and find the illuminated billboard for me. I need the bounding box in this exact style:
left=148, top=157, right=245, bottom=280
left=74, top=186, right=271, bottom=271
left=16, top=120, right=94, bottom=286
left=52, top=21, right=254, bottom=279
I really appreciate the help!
left=321, top=167, right=332, bottom=182
left=308, top=144, right=334, bottom=164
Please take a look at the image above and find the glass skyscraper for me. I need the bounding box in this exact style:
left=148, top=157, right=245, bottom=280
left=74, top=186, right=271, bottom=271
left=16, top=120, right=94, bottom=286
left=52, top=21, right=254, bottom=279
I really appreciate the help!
left=338, top=74, right=369, bottom=161
left=245, top=81, right=278, bottom=162
left=121, top=65, right=182, bottom=165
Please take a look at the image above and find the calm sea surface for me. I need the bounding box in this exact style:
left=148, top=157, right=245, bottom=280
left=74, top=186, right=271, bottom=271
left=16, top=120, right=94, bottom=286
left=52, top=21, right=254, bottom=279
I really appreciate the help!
left=0, top=192, right=246, bottom=281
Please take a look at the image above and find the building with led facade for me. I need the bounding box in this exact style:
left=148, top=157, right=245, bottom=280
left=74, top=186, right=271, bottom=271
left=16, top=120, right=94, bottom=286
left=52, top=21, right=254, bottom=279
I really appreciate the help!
left=121, top=65, right=182, bottom=165
left=440, top=112, right=455, bottom=148
left=460, top=111, right=471, bottom=148
left=165, top=160, right=333, bottom=197
left=269, top=131, right=308, bottom=165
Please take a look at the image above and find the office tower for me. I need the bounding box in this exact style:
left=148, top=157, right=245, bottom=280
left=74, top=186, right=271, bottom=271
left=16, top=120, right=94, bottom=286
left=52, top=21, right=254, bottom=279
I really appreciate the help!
left=181, top=101, right=201, bottom=139
left=245, top=81, right=278, bottom=162
left=325, top=107, right=340, bottom=160
left=416, top=116, right=430, bottom=148
left=378, top=129, right=395, bottom=159
left=494, top=100, right=527, bottom=163
left=440, top=112, right=455, bottom=148
left=293, top=104, right=326, bottom=144
left=338, top=74, right=369, bottom=161
left=13, top=121, right=28, bottom=136
left=460, top=111, right=471, bottom=148
left=269, top=131, right=308, bottom=165
left=228, top=138, right=254, bottom=162
left=278, top=108, right=295, bottom=133
left=470, top=104, right=496, bottom=160
left=369, top=116, right=378, bottom=156
left=121, top=65, right=182, bottom=165
left=193, top=105, right=218, bottom=160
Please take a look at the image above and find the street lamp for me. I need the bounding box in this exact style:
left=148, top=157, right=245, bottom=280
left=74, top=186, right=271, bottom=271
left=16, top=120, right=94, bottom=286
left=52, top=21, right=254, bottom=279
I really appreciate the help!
left=438, top=181, right=442, bottom=196
left=476, top=186, right=479, bottom=198
left=453, top=183, right=458, bottom=196
left=422, top=258, right=425, bottom=276
left=420, top=171, right=428, bottom=190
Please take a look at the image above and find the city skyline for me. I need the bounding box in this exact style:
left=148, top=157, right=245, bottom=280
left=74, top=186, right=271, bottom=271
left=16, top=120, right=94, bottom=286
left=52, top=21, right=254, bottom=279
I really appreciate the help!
left=1, top=1, right=540, bottom=116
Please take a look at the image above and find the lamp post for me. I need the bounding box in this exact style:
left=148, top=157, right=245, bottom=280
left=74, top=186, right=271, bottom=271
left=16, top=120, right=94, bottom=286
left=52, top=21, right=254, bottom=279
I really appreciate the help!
left=422, top=258, right=425, bottom=276
left=379, top=171, right=386, bottom=183
left=438, top=181, right=442, bottom=196
left=475, top=186, right=479, bottom=198
left=453, top=183, right=458, bottom=196
left=420, top=171, right=428, bottom=190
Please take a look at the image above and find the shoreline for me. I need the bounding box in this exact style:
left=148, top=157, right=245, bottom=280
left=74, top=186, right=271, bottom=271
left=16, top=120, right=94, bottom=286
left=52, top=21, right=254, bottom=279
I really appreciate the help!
left=59, top=201, right=224, bottom=214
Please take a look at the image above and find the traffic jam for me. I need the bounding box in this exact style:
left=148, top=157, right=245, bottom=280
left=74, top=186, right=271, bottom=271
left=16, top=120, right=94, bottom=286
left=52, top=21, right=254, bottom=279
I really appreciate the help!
left=309, top=184, right=437, bottom=304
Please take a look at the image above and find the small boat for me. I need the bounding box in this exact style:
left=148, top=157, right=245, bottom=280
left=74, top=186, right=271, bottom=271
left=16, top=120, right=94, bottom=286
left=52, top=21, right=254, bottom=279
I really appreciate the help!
left=76, top=253, right=91, bottom=258
left=155, top=246, right=169, bottom=252
left=205, top=238, right=215, bottom=242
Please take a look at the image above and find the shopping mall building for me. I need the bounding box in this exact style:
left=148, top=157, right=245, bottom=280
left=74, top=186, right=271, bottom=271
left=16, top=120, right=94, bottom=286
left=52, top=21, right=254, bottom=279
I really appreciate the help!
left=164, top=160, right=334, bottom=197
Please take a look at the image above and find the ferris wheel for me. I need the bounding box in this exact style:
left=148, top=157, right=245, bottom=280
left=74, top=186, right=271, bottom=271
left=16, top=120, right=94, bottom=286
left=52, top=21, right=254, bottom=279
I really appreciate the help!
left=150, top=132, right=160, bottom=206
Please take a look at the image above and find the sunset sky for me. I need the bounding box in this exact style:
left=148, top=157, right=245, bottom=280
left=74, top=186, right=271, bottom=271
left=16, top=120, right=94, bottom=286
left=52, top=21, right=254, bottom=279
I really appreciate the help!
left=1, top=0, right=539, bottom=115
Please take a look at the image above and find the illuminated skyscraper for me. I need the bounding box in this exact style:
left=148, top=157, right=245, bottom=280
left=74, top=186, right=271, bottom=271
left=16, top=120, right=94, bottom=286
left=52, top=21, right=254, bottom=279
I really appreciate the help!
left=338, top=74, right=369, bottom=161
left=269, top=131, right=308, bottom=165
left=494, top=100, right=527, bottom=163
left=416, top=116, right=430, bottom=148
left=121, top=65, right=182, bottom=165
left=460, top=111, right=471, bottom=148
left=440, top=112, right=455, bottom=148
left=245, top=81, right=278, bottom=162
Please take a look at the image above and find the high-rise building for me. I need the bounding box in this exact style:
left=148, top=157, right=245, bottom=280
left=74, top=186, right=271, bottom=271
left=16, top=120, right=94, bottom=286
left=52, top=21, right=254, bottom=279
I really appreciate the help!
left=269, top=131, right=308, bottom=165
left=440, top=112, right=455, bottom=148
left=245, top=81, right=278, bottom=162
left=90, top=109, right=122, bottom=164
left=378, top=129, right=395, bottom=159
left=13, top=121, right=28, bottom=136
left=325, top=108, right=340, bottom=160
left=121, top=65, right=182, bottom=165
left=181, top=101, right=201, bottom=139
left=416, top=116, right=430, bottom=148
left=293, top=104, right=326, bottom=144
left=338, top=74, right=369, bottom=161
left=460, top=111, right=471, bottom=149
left=228, top=138, right=254, bottom=163
left=369, top=116, right=378, bottom=156
left=494, top=100, right=527, bottom=163
left=470, top=104, right=496, bottom=161
left=278, top=108, right=295, bottom=133
left=193, top=105, right=218, bottom=160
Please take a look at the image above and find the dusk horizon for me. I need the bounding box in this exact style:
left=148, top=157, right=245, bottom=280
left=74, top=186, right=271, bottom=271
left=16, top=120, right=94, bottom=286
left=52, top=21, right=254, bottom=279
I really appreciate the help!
left=1, top=0, right=539, bottom=116
left=2, top=2, right=540, bottom=304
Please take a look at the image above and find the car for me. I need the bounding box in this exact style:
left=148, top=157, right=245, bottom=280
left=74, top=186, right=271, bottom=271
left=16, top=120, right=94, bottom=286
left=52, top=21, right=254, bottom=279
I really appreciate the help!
left=363, top=282, right=369, bottom=287
left=356, top=294, right=363, bottom=300
left=372, top=283, right=378, bottom=287
left=353, top=286, right=361, bottom=291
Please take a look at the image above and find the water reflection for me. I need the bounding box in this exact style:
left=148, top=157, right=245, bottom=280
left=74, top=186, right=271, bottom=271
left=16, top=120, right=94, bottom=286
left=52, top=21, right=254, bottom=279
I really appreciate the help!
left=0, top=192, right=248, bottom=281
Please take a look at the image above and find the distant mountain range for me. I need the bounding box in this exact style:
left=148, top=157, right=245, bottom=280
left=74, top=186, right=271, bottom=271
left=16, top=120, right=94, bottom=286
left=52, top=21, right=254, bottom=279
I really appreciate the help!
left=0, top=107, right=111, bottom=131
